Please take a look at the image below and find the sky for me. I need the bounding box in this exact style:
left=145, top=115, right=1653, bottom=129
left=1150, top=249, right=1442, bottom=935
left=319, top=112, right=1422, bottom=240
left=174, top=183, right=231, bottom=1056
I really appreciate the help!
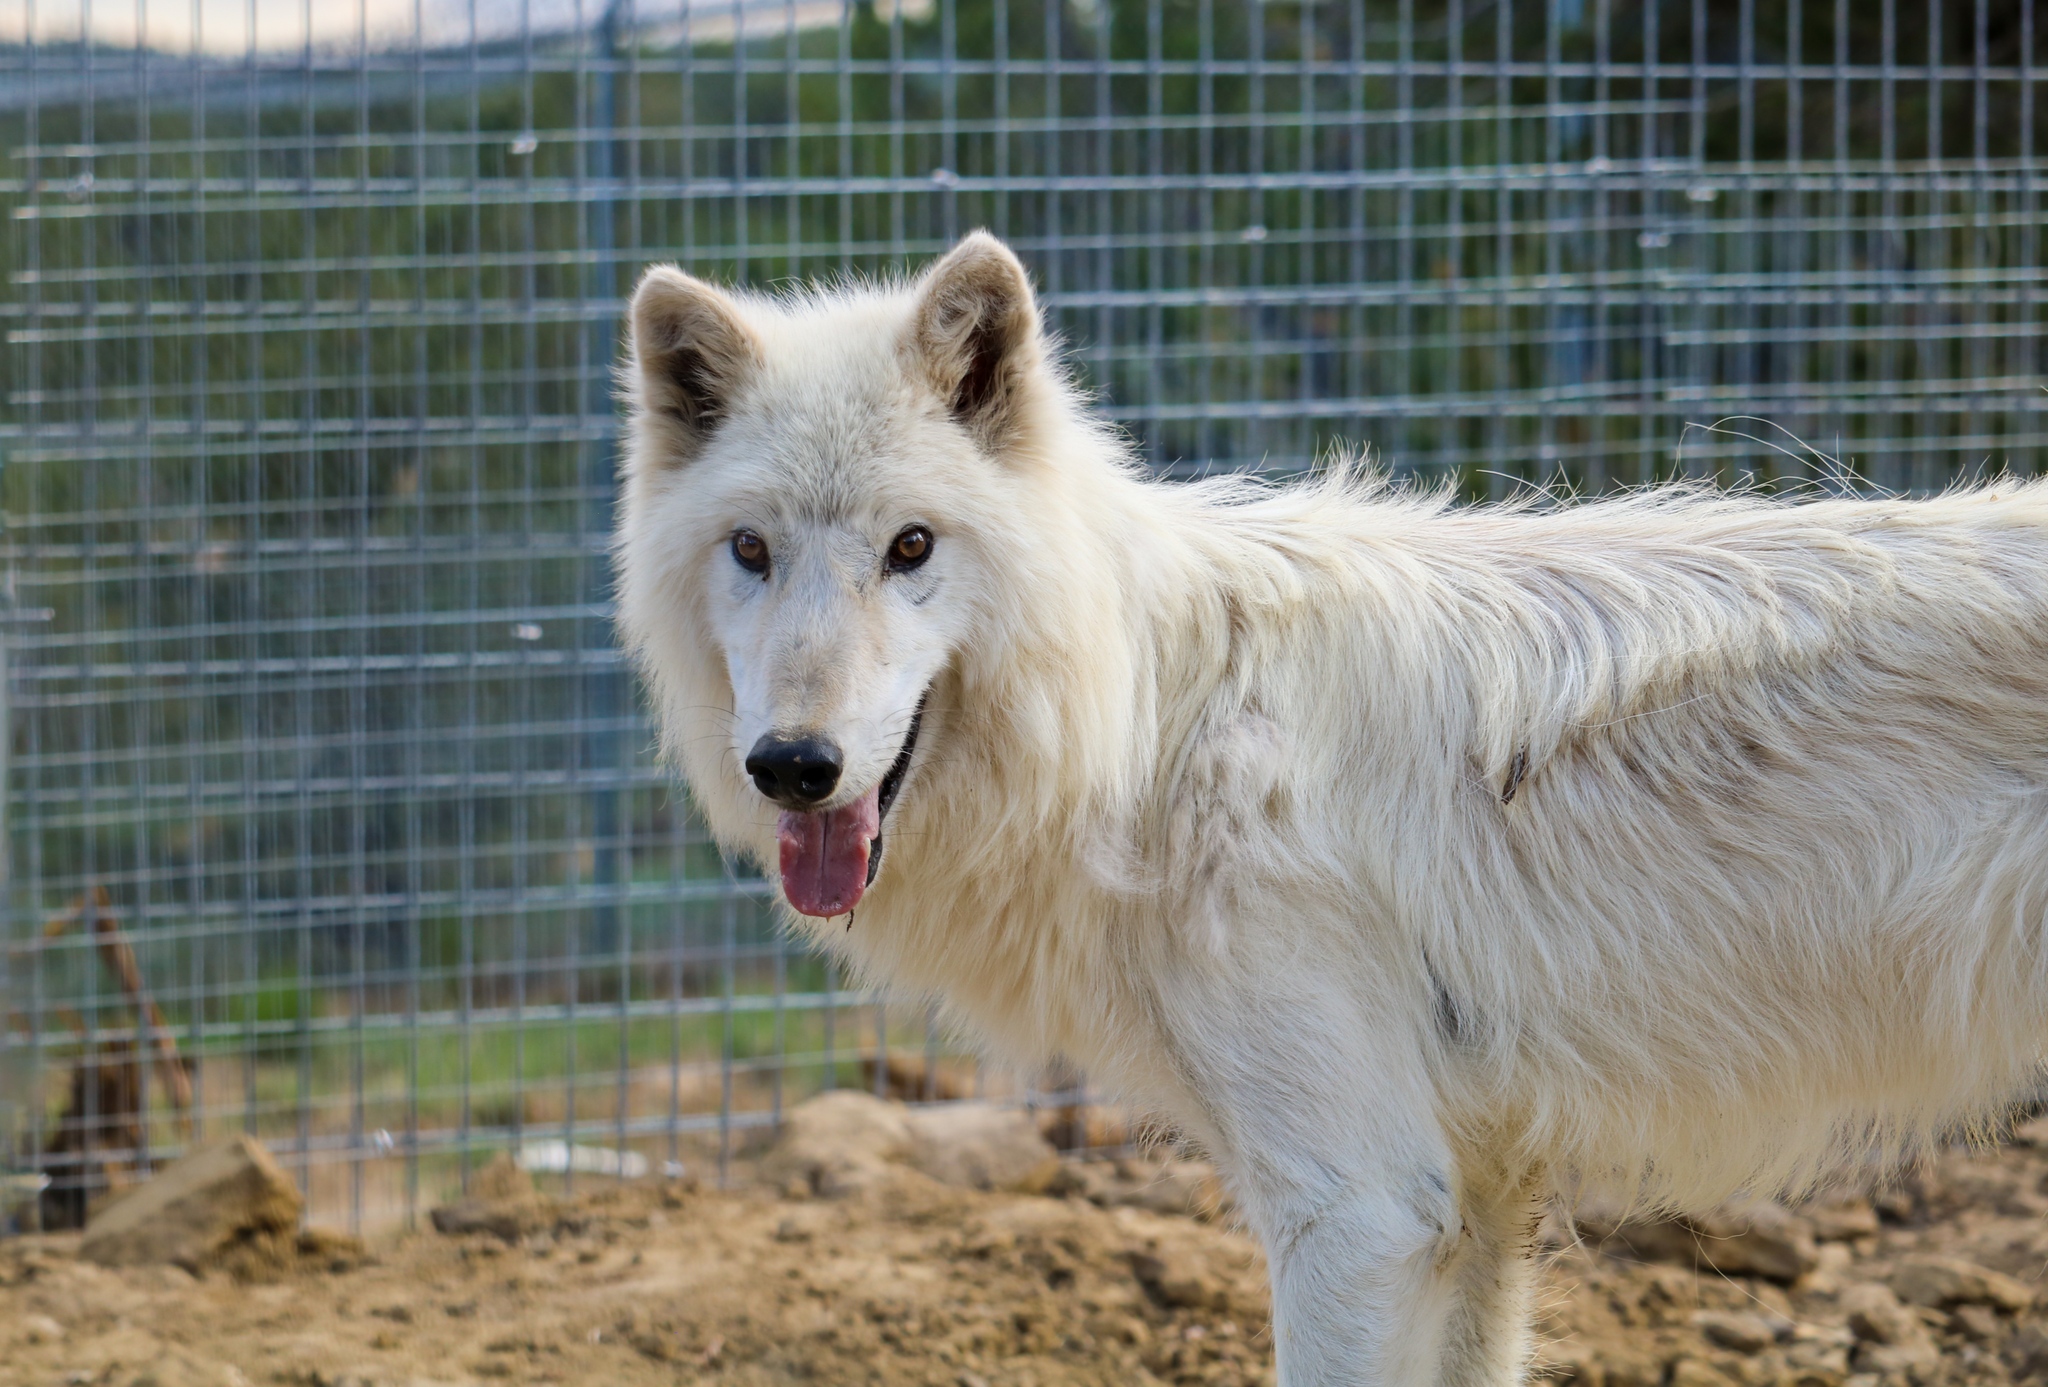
left=0, top=0, right=882, bottom=56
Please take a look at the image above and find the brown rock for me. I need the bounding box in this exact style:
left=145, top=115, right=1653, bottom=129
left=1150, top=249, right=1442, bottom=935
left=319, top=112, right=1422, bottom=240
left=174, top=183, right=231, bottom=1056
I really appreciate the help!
left=204, top=1224, right=368, bottom=1283
left=1840, top=1281, right=1931, bottom=1349
left=1061, top=1155, right=1232, bottom=1220
left=1889, top=1255, right=2035, bottom=1312
left=430, top=1199, right=547, bottom=1241
left=1574, top=1199, right=1699, bottom=1264
left=430, top=1153, right=551, bottom=1241
left=1129, top=1249, right=1228, bottom=1311
left=760, top=1091, right=916, bottom=1197
left=1668, top=1357, right=1741, bottom=1387
left=2004, top=1325, right=2048, bottom=1379
left=1801, top=1196, right=1879, bottom=1243
left=80, top=1133, right=302, bottom=1268
left=1590, top=1343, right=1669, bottom=1387
left=15, top=1313, right=63, bottom=1345
left=293, top=1226, right=368, bottom=1271
left=906, top=1104, right=1060, bottom=1194
left=764, top=1092, right=1062, bottom=1197
left=1852, top=1338, right=1941, bottom=1377
left=1575, top=1197, right=1818, bottom=1283
left=1691, top=1310, right=1782, bottom=1354
left=1686, top=1200, right=1819, bottom=1283
left=1781, top=1333, right=1853, bottom=1386
left=1949, top=1303, right=2004, bottom=1342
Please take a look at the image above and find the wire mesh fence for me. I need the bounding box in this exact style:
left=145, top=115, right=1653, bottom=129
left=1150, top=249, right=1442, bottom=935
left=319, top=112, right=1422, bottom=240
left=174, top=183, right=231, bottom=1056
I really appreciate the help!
left=0, top=0, right=2043, bottom=1235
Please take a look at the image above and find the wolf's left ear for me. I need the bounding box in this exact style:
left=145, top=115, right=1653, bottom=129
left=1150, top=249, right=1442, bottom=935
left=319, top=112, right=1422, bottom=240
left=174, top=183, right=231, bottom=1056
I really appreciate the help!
left=907, top=232, right=1044, bottom=449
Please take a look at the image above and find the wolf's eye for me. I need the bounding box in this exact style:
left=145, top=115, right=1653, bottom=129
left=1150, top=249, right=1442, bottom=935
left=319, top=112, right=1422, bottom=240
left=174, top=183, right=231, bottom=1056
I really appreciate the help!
left=886, top=526, right=933, bottom=573
left=731, top=530, right=769, bottom=574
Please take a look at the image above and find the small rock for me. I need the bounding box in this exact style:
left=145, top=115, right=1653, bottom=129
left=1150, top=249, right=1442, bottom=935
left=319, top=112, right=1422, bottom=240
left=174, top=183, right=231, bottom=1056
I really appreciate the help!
left=1853, top=1339, right=1941, bottom=1376
left=1783, top=1336, right=1852, bottom=1382
left=1590, top=1342, right=1669, bottom=1387
left=1789, top=1322, right=1856, bottom=1349
left=1802, top=1242, right=1854, bottom=1296
left=1575, top=1199, right=1697, bottom=1264
left=430, top=1199, right=546, bottom=1241
left=430, top=1154, right=551, bottom=1242
left=763, top=1092, right=1063, bottom=1197
left=906, top=1103, right=1061, bottom=1194
left=761, top=1091, right=916, bottom=1197
left=1839, top=1297, right=1939, bottom=1377
left=2004, top=1325, right=2048, bottom=1378
left=1686, top=1200, right=1820, bottom=1283
left=1576, top=1197, right=1817, bottom=1283
left=111, top=1353, right=253, bottom=1387
left=1802, top=1196, right=1879, bottom=1243
left=1837, top=1295, right=1940, bottom=1379
left=1840, top=1281, right=1930, bottom=1348
left=1130, top=1249, right=1228, bottom=1312
left=1691, top=1310, right=1781, bottom=1354
left=294, top=1227, right=368, bottom=1272
left=17, top=1312, right=63, bottom=1344
left=1060, top=1156, right=1231, bottom=1219
left=1871, top=1170, right=1947, bottom=1226
left=1890, top=1255, right=2035, bottom=1312
left=80, top=1133, right=302, bottom=1268
left=1859, top=1343, right=1933, bottom=1376
left=1949, top=1303, right=2004, bottom=1342
left=1668, top=1357, right=1739, bottom=1387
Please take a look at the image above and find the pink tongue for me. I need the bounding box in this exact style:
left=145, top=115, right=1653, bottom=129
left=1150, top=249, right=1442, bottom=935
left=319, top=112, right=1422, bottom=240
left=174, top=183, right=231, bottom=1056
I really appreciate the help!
left=776, top=786, right=881, bottom=917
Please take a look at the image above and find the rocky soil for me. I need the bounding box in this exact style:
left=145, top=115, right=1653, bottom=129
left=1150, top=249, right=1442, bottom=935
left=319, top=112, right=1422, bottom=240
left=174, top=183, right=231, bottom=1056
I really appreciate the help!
left=8, top=1100, right=2048, bottom=1387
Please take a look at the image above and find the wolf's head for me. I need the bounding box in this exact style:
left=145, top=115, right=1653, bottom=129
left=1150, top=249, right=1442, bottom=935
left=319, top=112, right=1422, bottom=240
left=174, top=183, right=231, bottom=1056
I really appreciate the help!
left=614, top=233, right=1108, bottom=921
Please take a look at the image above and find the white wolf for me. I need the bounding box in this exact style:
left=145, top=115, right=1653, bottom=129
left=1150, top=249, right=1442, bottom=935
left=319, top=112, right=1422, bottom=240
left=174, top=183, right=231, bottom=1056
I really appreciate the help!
left=613, top=232, right=2048, bottom=1385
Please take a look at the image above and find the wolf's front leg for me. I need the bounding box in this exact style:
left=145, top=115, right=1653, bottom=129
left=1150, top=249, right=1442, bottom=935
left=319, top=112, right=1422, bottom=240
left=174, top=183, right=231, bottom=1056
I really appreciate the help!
left=1176, top=1015, right=1469, bottom=1384
left=1247, top=1166, right=1467, bottom=1386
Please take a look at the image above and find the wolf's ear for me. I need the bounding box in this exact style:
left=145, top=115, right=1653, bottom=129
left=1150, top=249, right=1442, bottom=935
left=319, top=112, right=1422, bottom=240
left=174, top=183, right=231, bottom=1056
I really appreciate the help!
left=906, top=232, right=1043, bottom=449
left=629, top=266, right=760, bottom=451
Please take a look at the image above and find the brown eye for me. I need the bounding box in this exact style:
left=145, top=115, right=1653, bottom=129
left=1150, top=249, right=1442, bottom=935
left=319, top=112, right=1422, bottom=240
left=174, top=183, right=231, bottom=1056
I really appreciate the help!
left=731, top=529, right=769, bottom=574
left=887, top=526, right=933, bottom=572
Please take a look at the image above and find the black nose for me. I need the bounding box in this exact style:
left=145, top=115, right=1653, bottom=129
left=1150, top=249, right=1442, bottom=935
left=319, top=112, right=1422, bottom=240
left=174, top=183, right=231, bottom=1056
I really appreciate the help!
left=744, top=734, right=843, bottom=807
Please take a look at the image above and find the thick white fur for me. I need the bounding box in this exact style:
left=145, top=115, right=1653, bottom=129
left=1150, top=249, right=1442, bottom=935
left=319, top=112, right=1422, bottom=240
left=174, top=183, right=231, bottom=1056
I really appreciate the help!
left=615, top=234, right=2048, bottom=1386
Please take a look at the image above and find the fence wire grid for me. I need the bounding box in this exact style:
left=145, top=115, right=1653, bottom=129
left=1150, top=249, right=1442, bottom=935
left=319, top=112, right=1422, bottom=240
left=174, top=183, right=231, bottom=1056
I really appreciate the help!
left=0, top=0, right=2044, bottom=1235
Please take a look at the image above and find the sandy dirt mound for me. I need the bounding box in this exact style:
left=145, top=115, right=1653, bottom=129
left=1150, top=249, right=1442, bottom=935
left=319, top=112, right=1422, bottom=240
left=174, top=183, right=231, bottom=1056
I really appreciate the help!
left=10, top=1132, right=2048, bottom=1387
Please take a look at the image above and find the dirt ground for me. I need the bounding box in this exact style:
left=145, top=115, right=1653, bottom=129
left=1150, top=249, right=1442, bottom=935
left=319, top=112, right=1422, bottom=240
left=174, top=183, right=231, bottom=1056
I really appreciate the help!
left=10, top=1129, right=2048, bottom=1387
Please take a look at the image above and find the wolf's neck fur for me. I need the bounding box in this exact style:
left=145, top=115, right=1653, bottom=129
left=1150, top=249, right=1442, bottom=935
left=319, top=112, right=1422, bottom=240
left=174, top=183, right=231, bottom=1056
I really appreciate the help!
left=819, top=402, right=1315, bottom=1093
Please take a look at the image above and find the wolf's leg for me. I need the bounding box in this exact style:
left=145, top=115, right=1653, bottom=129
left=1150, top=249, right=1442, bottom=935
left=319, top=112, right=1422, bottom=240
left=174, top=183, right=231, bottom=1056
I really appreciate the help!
left=1243, top=1165, right=1465, bottom=1387
left=1175, top=1021, right=1465, bottom=1385
left=1436, top=1163, right=1546, bottom=1387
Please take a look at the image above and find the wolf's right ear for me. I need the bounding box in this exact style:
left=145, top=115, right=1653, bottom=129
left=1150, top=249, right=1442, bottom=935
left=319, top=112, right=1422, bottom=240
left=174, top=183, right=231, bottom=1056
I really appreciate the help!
left=907, top=232, right=1044, bottom=450
left=628, top=266, right=760, bottom=452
